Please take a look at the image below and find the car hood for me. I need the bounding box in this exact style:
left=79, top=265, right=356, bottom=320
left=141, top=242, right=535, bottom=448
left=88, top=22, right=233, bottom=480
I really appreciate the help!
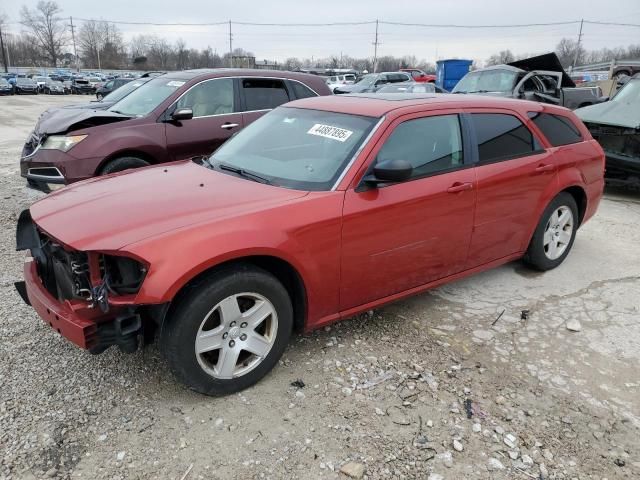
left=34, top=108, right=130, bottom=135
left=335, top=83, right=370, bottom=93
left=575, top=100, right=640, bottom=129
left=29, top=160, right=308, bottom=251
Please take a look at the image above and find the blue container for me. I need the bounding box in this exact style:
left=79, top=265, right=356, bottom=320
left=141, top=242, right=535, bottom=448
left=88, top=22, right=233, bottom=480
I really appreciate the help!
left=436, top=59, right=473, bottom=92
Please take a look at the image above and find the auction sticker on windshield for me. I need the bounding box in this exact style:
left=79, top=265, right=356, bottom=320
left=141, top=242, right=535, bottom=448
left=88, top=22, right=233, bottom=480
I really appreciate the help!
left=166, top=81, right=186, bottom=87
left=307, top=124, right=353, bottom=142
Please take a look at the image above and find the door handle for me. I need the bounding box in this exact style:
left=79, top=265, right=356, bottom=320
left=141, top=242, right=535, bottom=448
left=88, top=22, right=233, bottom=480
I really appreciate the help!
left=447, top=182, right=473, bottom=193
left=534, top=163, right=556, bottom=173
left=221, top=123, right=239, bottom=130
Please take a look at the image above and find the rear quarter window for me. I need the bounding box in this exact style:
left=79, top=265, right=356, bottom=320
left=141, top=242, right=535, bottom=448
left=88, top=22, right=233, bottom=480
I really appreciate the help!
left=528, top=112, right=583, bottom=146
left=290, top=81, right=317, bottom=99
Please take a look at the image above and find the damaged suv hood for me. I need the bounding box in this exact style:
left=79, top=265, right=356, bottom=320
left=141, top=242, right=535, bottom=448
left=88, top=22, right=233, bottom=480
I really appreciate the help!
left=575, top=96, right=640, bottom=129
left=29, top=160, right=308, bottom=251
left=34, top=108, right=131, bottom=135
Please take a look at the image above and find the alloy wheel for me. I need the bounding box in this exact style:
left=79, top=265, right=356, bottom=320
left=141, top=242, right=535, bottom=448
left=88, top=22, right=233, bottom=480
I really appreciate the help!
left=543, top=206, right=574, bottom=260
left=195, top=292, right=278, bottom=379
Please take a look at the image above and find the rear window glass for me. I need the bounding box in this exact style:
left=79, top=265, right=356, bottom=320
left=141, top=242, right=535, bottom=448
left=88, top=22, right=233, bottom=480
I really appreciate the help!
left=471, top=113, right=538, bottom=163
left=528, top=112, right=582, bottom=146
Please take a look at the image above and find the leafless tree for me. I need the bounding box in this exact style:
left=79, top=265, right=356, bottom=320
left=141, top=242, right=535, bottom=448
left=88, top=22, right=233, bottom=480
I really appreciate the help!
left=78, top=20, right=125, bottom=69
left=20, top=1, right=67, bottom=66
left=555, top=38, right=585, bottom=67
left=485, top=50, right=515, bottom=66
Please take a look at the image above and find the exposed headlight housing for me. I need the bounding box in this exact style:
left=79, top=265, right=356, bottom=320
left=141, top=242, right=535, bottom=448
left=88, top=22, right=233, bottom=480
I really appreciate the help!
left=42, top=135, right=87, bottom=152
left=101, top=254, right=148, bottom=296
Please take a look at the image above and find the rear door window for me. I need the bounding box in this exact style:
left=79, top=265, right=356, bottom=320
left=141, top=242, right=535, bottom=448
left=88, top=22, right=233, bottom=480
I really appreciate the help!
left=528, top=112, right=583, bottom=146
left=470, top=113, right=539, bottom=163
left=241, top=78, right=290, bottom=111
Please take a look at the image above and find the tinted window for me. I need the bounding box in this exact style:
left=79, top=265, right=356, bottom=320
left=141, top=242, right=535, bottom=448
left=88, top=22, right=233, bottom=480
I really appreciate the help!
left=377, top=115, right=464, bottom=179
left=290, top=81, right=317, bottom=99
left=528, top=112, right=582, bottom=146
left=471, top=114, right=537, bottom=163
left=242, top=78, right=290, bottom=111
left=176, top=78, right=234, bottom=117
left=389, top=74, right=411, bottom=83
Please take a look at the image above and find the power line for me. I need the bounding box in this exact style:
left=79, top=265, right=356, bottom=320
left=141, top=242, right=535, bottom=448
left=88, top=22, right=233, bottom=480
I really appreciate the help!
left=379, top=20, right=583, bottom=28
left=72, top=17, right=229, bottom=26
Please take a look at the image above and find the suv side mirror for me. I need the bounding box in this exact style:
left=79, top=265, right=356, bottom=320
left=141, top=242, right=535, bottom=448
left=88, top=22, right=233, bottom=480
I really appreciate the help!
left=364, top=159, right=413, bottom=185
left=171, top=108, right=193, bottom=121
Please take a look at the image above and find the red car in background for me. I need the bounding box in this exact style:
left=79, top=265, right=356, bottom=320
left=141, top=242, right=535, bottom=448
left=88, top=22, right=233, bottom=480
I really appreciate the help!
left=400, top=68, right=436, bottom=83
left=19, top=69, right=330, bottom=191
left=16, top=94, right=604, bottom=395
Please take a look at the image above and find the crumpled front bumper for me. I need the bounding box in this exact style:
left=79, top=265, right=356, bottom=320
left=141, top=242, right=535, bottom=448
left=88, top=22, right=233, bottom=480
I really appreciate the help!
left=20, top=259, right=99, bottom=349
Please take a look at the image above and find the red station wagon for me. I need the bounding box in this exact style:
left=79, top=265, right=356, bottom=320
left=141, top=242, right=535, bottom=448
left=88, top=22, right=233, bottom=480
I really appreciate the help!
left=16, top=94, right=604, bottom=395
left=19, top=69, right=330, bottom=191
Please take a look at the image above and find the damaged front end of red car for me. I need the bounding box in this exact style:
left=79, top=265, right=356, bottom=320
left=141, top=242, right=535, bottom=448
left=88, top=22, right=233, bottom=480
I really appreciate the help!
left=15, top=209, right=165, bottom=354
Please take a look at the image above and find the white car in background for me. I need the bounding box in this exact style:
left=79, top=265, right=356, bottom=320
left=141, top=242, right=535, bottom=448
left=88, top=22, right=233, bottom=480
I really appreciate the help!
left=326, top=74, right=356, bottom=93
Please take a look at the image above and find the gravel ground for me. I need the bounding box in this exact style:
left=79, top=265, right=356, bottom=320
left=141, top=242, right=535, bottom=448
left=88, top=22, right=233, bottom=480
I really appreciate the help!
left=1, top=95, right=639, bottom=480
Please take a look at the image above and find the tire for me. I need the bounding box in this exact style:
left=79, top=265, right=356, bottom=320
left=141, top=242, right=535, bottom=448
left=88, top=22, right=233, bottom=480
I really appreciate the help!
left=96, top=93, right=103, bottom=101
left=160, top=265, right=293, bottom=395
left=523, top=192, right=578, bottom=271
left=99, top=156, right=150, bottom=175
left=613, top=70, right=631, bottom=80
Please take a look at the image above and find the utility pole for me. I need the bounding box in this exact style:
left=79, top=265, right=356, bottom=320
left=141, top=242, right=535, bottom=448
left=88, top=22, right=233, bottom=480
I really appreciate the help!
left=572, top=18, right=584, bottom=69
left=228, top=20, right=233, bottom=68
left=69, top=17, right=79, bottom=72
left=0, top=23, right=8, bottom=73
left=372, top=19, right=380, bottom=73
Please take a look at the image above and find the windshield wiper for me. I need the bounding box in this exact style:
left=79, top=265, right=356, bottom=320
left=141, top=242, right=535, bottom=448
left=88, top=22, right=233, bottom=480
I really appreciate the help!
left=216, top=162, right=271, bottom=184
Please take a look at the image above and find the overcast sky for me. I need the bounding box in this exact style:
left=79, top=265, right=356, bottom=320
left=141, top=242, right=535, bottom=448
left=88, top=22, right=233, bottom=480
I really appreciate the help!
left=3, top=0, right=640, bottom=64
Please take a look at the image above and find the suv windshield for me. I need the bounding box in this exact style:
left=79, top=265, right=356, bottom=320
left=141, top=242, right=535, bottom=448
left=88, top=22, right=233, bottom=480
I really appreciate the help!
left=17, top=78, right=35, bottom=85
left=102, top=79, right=147, bottom=103
left=612, top=78, right=640, bottom=103
left=356, top=74, right=376, bottom=86
left=453, top=69, right=519, bottom=93
left=108, top=77, right=184, bottom=117
left=209, top=107, right=377, bottom=191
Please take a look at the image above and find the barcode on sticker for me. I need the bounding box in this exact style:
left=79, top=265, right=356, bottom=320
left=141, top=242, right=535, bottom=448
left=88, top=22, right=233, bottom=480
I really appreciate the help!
left=307, top=124, right=353, bottom=142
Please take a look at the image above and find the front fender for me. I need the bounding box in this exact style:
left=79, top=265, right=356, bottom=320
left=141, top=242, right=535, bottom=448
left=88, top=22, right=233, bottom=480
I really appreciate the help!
left=122, top=192, right=344, bottom=325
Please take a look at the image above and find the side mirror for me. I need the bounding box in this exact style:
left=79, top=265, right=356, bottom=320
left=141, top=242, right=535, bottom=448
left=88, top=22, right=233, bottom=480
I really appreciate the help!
left=171, top=108, right=193, bottom=121
left=365, top=159, right=413, bottom=185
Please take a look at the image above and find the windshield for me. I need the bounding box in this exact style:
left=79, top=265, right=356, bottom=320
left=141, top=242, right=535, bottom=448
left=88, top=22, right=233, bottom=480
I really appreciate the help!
left=612, top=79, right=640, bottom=103
left=34, top=77, right=46, bottom=82
left=17, top=78, right=35, bottom=85
left=209, top=107, right=377, bottom=191
left=102, top=80, right=146, bottom=103
left=452, top=69, right=519, bottom=93
left=355, top=74, right=376, bottom=86
left=107, top=77, right=183, bottom=117
left=0, top=79, right=9, bottom=86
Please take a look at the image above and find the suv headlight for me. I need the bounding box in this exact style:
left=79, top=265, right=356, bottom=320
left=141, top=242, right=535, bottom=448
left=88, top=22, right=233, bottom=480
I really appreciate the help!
left=41, top=135, right=87, bottom=152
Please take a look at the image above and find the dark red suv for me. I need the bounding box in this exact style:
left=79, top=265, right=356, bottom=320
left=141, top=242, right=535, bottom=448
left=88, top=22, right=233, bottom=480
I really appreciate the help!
left=20, top=69, right=330, bottom=191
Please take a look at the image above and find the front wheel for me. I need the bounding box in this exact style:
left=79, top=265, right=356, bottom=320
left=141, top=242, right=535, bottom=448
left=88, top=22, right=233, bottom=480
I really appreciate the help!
left=524, top=192, right=578, bottom=271
left=99, top=156, right=150, bottom=175
left=160, top=265, right=293, bottom=395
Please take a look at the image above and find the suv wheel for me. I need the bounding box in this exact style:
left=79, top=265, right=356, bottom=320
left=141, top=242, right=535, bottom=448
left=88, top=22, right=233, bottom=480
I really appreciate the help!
left=524, top=192, right=578, bottom=271
left=99, top=156, right=150, bottom=175
left=160, top=265, right=293, bottom=395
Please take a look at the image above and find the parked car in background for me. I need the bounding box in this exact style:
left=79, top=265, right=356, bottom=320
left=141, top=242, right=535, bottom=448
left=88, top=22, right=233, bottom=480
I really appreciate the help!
left=42, top=78, right=66, bottom=95
left=334, top=72, right=412, bottom=94
left=29, top=76, right=48, bottom=91
left=20, top=69, right=331, bottom=191
left=376, top=82, right=447, bottom=94
left=61, top=80, right=73, bottom=94
left=87, top=77, right=103, bottom=89
left=14, top=78, right=39, bottom=95
left=0, top=78, right=13, bottom=95
left=95, top=77, right=133, bottom=100
left=452, top=53, right=602, bottom=109
left=400, top=68, right=436, bottom=83
left=15, top=94, right=604, bottom=395
left=57, top=78, right=152, bottom=111
left=71, top=78, right=95, bottom=95
left=325, top=74, right=357, bottom=92
left=575, top=74, right=640, bottom=187
left=611, top=63, right=640, bottom=80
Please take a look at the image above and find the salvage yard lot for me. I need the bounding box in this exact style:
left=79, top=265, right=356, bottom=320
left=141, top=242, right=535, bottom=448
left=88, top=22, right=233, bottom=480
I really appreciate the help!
left=1, top=95, right=639, bottom=479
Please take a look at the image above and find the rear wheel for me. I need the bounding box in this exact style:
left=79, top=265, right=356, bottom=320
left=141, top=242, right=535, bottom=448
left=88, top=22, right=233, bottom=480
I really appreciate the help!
left=96, top=93, right=103, bottom=101
left=160, top=265, right=293, bottom=395
left=524, top=192, right=578, bottom=271
left=99, top=156, right=150, bottom=175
